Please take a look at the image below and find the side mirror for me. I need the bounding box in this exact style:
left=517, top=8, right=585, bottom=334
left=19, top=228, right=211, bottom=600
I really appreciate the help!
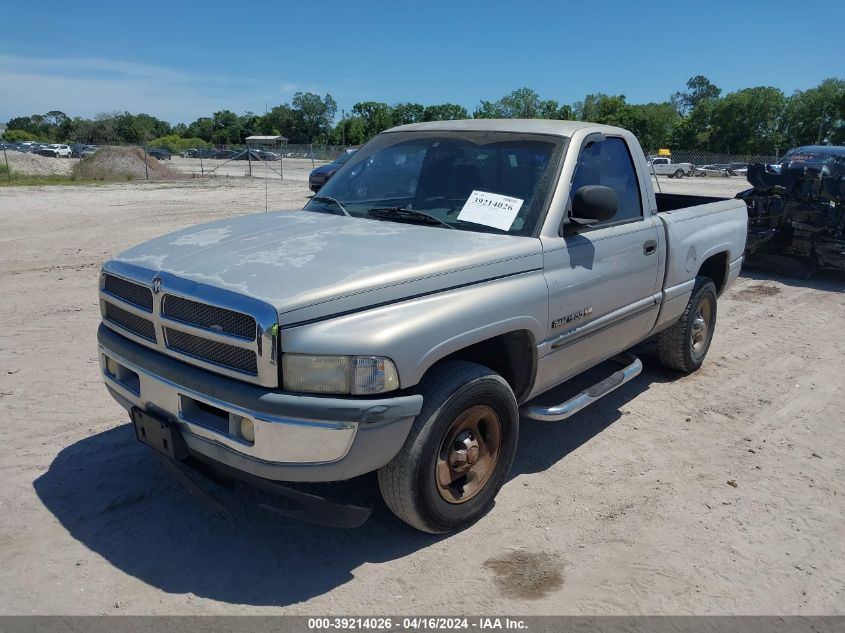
left=570, top=185, right=617, bottom=226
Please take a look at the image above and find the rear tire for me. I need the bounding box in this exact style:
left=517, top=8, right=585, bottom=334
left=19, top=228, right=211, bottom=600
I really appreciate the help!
left=378, top=361, right=519, bottom=533
left=674, top=169, right=685, bottom=179
left=657, top=277, right=717, bottom=373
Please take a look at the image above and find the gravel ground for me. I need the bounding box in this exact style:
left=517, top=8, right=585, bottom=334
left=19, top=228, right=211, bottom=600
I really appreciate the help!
left=3, top=150, right=74, bottom=176
left=76, top=146, right=184, bottom=181
left=651, top=174, right=751, bottom=197
left=0, top=177, right=842, bottom=615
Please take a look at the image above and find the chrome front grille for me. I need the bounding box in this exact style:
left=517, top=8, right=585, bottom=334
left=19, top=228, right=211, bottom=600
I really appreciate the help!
left=103, top=274, right=153, bottom=311
left=99, top=263, right=279, bottom=387
left=162, top=294, right=256, bottom=340
left=165, top=328, right=258, bottom=374
left=103, top=302, right=157, bottom=341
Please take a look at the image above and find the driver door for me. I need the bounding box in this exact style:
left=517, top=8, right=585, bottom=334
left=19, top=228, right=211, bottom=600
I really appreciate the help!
left=535, top=136, right=661, bottom=394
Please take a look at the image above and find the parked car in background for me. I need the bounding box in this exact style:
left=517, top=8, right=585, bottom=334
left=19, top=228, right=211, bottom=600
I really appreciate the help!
left=234, top=149, right=262, bottom=161
left=147, top=147, right=172, bottom=160
left=309, top=148, right=359, bottom=192
left=70, top=143, right=99, bottom=158
left=182, top=148, right=218, bottom=159
left=727, top=162, right=748, bottom=176
left=694, top=164, right=731, bottom=177
left=37, top=144, right=73, bottom=158
left=646, top=156, right=694, bottom=178
left=213, top=149, right=240, bottom=160
left=257, top=149, right=281, bottom=161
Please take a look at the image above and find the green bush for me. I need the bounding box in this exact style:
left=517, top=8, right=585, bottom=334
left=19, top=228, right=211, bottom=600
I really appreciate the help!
left=148, top=135, right=211, bottom=154
left=2, top=129, right=50, bottom=143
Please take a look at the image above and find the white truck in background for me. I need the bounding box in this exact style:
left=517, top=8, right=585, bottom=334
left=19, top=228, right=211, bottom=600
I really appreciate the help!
left=648, top=156, right=694, bottom=178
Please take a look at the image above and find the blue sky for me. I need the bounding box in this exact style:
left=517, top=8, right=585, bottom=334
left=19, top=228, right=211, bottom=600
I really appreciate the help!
left=2, top=0, right=843, bottom=125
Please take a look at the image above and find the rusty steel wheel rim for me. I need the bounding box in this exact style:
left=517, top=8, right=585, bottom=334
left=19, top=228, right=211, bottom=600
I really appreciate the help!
left=691, top=295, right=714, bottom=356
left=435, top=404, right=502, bottom=504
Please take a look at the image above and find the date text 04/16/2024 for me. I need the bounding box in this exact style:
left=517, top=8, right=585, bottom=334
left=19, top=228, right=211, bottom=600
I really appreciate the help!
left=307, top=617, right=528, bottom=630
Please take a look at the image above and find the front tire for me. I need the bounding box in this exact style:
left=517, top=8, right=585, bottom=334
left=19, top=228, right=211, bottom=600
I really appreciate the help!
left=378, top=361, right=519, bottom=533
left=657, top=277, right=717, bottom=373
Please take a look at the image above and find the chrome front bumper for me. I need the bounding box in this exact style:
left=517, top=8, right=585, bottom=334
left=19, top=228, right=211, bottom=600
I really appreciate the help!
left=98, top=324, right=423, bottom=482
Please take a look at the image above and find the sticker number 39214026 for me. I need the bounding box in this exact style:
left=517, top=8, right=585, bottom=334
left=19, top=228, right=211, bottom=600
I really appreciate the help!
left=456, top=190, right=524, bottom=231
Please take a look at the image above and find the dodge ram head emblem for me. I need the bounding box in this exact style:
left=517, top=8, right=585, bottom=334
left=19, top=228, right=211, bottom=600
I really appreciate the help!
left=151, top=277, right=162, bottom=294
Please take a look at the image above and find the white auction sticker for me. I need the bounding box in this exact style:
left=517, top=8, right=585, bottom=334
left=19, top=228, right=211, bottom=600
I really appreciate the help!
left=456, top=190, right=523, bottom=231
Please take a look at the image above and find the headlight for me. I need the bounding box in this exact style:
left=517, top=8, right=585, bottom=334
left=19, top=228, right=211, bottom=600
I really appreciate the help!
left=282, top=354, right=400, bottom=395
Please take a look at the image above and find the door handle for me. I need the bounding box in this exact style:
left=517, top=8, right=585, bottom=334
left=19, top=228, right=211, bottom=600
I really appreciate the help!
left=643, top=239, right=657, bottom=255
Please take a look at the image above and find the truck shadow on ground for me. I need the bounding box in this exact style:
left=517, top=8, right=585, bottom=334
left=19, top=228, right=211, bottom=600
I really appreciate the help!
left=34, top=427, right=439, bottom=607
left=34, top=348, right=675, bottom=607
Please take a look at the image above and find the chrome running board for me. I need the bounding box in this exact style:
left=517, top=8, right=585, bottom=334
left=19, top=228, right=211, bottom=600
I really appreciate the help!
left=520, top=353, right=642, bottom=422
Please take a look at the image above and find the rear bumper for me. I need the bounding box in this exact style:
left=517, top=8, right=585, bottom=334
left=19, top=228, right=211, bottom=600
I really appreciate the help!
left=98, top=324, right=422, bottom=482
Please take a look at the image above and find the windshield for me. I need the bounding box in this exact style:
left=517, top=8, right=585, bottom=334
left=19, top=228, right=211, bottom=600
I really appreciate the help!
left=304, top=131, right=565, bottom=236
left=335, top=150, right=356, bottom=165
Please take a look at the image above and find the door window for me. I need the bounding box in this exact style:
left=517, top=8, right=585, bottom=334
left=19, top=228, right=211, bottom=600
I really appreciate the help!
left=570, top=138, right=643, bottom=223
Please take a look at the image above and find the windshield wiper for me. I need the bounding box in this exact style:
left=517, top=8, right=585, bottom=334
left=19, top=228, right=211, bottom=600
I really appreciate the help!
left=312, top=195, right=351, bottom=217
left=367, top=207, right=454, bottom=229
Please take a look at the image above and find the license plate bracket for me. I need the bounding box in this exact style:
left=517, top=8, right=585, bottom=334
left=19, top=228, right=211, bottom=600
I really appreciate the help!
left=131, top=407, right=188, bottom=461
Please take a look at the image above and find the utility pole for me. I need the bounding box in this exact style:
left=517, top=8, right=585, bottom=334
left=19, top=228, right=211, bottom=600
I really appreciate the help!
left=817, top=110, right=825, bottom=145
left=341, top=109, right=345, bottom=147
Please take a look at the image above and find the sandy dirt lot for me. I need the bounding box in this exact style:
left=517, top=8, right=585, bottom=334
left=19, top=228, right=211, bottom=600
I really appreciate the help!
left=0, top=176, right=842, bottom=615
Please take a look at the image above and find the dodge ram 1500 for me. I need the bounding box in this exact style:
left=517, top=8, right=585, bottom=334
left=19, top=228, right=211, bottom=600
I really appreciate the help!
left=98, top=119, right=747, bottom=532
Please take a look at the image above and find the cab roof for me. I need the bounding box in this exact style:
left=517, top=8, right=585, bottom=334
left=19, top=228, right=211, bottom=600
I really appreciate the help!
left=385, top=118, right=627, bottom=138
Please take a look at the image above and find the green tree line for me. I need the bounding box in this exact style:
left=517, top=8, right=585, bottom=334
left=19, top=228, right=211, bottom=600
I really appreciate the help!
left=5, top=77, right=844, bottom=154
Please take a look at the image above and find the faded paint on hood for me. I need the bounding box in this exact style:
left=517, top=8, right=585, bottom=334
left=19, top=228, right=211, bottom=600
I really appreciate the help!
left=116, top=210, right=542, bottom=322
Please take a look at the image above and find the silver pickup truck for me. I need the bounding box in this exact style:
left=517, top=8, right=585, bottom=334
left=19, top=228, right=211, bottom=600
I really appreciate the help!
left=98, top=120, right=747, bottom=533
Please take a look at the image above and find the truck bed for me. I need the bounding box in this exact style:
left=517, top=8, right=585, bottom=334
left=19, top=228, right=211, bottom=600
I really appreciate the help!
left=657, top=197, right=748, bottom=293
left=656, top=192, right=727, bottom=213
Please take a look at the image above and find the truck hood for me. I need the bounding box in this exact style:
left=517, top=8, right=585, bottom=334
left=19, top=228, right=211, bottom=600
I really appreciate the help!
left=115, top=210, right=542, bottom=323
left=310, top=162, right=340, bottom=175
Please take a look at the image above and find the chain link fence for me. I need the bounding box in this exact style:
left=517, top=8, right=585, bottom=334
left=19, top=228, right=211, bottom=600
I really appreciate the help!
left=2, top=140, right=778, bottom=186
left=0, top=141, right=354, bottom=184
left=646, top=148, right=778, bottom=171
left=164, top=143, right=350, bottom=181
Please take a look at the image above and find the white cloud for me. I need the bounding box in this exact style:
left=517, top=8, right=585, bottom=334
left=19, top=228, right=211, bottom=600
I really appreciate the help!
left=0, top=54, right=304, bottom=123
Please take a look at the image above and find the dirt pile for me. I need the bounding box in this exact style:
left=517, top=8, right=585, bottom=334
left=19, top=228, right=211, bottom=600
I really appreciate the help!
left=2, top=151, right=74, bottom=176
left=73, top=146, right=184, bottom=181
